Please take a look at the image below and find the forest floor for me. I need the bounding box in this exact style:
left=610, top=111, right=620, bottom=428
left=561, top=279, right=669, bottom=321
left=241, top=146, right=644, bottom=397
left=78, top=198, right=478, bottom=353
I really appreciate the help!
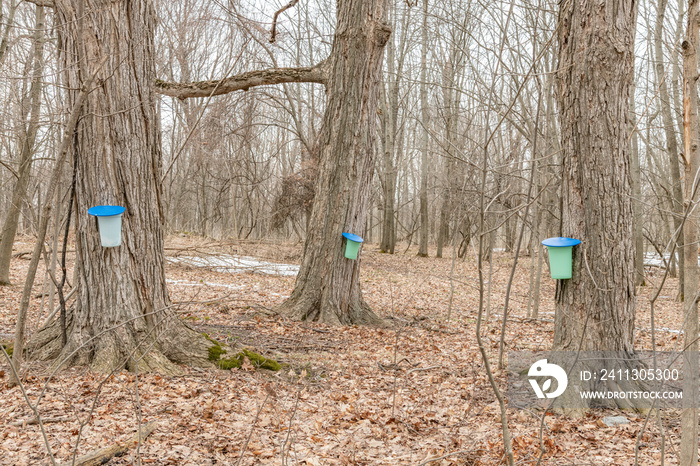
left=0, top=234, right=693, bottom=465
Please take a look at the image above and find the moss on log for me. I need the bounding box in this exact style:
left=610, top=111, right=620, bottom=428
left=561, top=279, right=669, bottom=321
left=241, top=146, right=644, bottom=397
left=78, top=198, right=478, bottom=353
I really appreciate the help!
left=205, top=335, right=281, bottom=371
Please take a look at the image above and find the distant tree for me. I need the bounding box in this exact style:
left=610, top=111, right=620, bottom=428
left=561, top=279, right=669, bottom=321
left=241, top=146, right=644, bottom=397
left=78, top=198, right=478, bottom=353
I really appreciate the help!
left=0, top=4, right=45, bottom=285
left=417, top=0, right=429, bottom=258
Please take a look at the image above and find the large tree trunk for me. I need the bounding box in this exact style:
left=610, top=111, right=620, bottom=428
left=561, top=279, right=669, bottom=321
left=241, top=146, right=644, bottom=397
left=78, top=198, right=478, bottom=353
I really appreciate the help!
left=553, top=1, right=640, bottom=412
left=0, top=5, right=45, bottom=285
left=277, top=0, right=389, bottom=325
left=554, top=0, right=637, bottom=352
left=28, top=0, right=213, bottom=373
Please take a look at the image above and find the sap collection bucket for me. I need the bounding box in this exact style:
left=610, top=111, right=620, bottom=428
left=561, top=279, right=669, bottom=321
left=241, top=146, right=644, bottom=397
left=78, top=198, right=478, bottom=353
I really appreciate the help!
left=541, top=237, right=581, bottom=279
left=342, top=232, right=364, bottom=260
left=88, top=205, right=125, bottom=247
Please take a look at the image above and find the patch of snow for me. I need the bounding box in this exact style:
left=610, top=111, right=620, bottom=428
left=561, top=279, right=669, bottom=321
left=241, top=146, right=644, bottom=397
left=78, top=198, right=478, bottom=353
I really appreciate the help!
left=165, top=279, right=244, bottom=290
left=642, top=251, right=699, bottom=267
left=602, top=416, right=629, bottom=427
left=167, top=254, right=299, bottom=276
left=637, top=327, right=683, bottom=335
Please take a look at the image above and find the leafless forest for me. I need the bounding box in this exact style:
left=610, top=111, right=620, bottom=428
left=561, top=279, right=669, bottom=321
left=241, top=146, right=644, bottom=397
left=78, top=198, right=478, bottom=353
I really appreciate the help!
left=0, top=0, right=699, bottom=464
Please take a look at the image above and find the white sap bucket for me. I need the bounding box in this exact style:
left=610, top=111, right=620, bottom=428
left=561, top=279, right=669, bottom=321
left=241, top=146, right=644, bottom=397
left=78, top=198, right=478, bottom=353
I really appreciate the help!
left=88, top=205, right=125, bottom=247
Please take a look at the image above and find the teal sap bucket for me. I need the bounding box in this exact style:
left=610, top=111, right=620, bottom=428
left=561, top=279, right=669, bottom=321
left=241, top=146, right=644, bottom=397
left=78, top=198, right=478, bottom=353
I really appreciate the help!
left=342, top=232, right=364, bottom=260
left=542, top=237, right=581, bottom=279
left=88, top=205, right=126, bottom=247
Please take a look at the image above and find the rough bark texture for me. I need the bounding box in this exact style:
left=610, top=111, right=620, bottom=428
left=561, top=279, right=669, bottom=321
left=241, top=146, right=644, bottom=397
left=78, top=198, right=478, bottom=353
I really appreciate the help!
left=27, top=0, right=214, bottom=374
left=277, top=0, right=390, bottom=325
left=552, top=0, right=646, bottom=414
left=680, top=0, right=700, bottom=462
left=554, top=0, right=637, bottom=354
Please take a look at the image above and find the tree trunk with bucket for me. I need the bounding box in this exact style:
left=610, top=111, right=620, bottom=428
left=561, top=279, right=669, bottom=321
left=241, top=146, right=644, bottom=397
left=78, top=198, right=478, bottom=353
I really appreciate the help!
left=552, top=0, right=641, bottom=411
left=27, top=0, right=215, bottom=374
left=277, top=0, right=390, bottom=325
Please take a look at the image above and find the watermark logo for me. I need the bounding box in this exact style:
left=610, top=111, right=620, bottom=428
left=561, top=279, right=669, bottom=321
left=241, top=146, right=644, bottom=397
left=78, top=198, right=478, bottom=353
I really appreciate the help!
left=528, top=359, right=568, bottom=399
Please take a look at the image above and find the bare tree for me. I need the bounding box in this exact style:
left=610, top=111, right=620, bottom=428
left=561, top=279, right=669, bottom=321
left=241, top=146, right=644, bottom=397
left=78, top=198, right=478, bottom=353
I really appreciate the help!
left=680, top=0, right=699, bottom=462
left=655, top=0, right=685, bottom=293
left=0, top=3, right=45, bottom=285
left=378, top=0, right=410, bottom=254
left=417, top=0, right=429, bottom=258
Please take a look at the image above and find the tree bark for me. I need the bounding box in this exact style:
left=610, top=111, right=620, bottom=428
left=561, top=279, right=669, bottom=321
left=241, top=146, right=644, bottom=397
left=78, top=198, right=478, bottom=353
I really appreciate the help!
left=629, top=81, right=645, bottom=287
left=378, top=10, right=400, bottom=255
left=680, top=1, right=699, bottom=462
left=417, top=0, right=429, bottom=258
left=553, top=0, right=641, bottom=413
left=554, top=0, right=637, bottom=352
left=655, top=0, right=685, bottom=294
left=276, top=0, right=390, bottom=325
left=552, top=0, right=641, bottom=408
left=28, top=0, right=214, bottom=373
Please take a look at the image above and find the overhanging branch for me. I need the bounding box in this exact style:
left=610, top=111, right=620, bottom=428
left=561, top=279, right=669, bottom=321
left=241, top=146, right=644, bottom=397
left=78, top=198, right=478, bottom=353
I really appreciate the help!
left=155, top=62, right=327, bottom=100
left=23, top=0, right=54, bottom=7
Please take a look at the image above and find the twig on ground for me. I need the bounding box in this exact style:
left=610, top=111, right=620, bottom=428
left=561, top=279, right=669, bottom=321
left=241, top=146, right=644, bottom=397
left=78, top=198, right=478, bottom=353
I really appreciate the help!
left=59, top=421, right=157, bottom=466
left=8, top=416, right=71, bottom=427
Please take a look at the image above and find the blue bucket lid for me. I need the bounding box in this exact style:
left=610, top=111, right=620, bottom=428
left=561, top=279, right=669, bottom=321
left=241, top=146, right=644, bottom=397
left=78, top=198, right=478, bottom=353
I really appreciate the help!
left=342, top=232, right=364, bottom=243
left=541, top=236, right=581, bottom=247
left=88, top=205, right=125, bottom=217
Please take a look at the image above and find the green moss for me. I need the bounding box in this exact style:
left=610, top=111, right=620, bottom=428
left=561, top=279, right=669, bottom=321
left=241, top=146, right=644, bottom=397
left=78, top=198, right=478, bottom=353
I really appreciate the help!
left=240, top=349, right=282, bottom=371
left=204, top=334, right=280, bottom=372
left=205, top=335, right=227, bottom=362
left=208, top=344, right=226, bottom=362
left=218, top=356, right=243, bottom=370
left=217, top=350, right=281, bottom=371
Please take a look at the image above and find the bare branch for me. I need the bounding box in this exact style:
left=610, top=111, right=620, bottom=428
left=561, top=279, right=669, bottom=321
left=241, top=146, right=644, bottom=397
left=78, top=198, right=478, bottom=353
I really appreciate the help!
left=155, top=62, right=327, bottom=100
left=23, top=0, right=54, bottom=7
left=270, top=0, right=300, bottom=43
left=60, top=421, right=157, bottom=466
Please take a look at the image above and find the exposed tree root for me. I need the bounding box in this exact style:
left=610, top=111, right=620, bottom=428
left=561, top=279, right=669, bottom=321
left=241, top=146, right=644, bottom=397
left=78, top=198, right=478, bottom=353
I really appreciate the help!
left=24, top=311, right=222, bottom=375
left=22, top=308, right=285, bottom=377
left=279, top=292, right=385, bottom=326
